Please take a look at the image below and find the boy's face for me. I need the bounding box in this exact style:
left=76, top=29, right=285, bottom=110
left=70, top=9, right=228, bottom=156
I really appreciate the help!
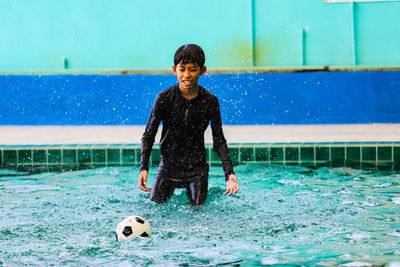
left=173, top=62, right=206, bottom=91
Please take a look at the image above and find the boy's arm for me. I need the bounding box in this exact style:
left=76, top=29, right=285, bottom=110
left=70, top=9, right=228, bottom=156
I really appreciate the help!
left=210, top=97, right=235, bottom=181
left=140, top=95, right=163, bottom=173
left=138, top=95, right=163, bottom=192
left=210, top=97, right=239, bottom=195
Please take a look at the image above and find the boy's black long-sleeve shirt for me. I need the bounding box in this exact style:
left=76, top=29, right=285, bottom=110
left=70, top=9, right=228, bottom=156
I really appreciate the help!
left=140, top=85, right=234, bottom=180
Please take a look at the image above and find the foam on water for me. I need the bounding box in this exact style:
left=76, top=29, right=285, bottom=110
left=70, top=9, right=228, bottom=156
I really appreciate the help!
left=1, top=164, right=400, bottom=265
left=392, top=197, right=400, bottom=204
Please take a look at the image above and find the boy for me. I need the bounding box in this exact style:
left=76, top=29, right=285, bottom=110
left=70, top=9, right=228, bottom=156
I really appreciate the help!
left=138, top=44, right=239, bottom=206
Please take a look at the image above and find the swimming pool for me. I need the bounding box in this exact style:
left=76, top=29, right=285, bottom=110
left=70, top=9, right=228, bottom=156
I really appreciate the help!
left=1, top=163, right=400, bottom=266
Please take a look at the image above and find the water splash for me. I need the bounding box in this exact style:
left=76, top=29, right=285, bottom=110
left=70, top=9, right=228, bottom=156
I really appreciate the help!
left=1, top=164, right=400, bottom=265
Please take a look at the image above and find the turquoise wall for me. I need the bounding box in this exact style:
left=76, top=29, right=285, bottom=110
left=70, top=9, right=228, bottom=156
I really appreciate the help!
left=0, top=0, right=399, bottom=72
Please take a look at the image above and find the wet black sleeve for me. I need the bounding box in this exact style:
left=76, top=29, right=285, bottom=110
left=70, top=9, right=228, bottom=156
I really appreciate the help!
left=140, top=94, right=163, bottom=172
left=210, top=97, right=234, bottom=181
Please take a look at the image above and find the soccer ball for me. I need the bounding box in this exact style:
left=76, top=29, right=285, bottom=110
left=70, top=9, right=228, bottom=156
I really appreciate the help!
left=115, top=215, right=151, bottom=241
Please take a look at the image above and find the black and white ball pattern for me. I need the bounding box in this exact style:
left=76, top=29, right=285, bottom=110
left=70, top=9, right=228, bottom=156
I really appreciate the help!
left=115, top=216, right=151, bottom=241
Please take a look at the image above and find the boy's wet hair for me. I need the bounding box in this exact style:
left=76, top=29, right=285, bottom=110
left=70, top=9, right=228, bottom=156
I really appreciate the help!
left=174, top=44, right=205, bottom=68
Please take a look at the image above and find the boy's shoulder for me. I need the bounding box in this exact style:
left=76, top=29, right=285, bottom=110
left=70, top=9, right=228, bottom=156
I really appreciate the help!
left=154, top=85, right=178, bottom=104
left=199, top=86, right=217, bottom=99
left=158, top=85, right=177, bottom=98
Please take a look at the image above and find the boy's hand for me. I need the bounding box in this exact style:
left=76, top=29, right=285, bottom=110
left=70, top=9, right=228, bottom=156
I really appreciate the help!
left=138, top=170, right=150, bottom=192
left=224, top=174, right=239, bottom=196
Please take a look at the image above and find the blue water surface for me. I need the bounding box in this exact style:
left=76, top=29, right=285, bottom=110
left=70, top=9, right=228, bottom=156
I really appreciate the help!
left=1, top=164, right=400, bottom=266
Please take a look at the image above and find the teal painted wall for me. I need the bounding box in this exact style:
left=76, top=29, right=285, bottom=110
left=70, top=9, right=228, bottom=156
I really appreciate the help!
left=0, top=0, right=399, bottom=72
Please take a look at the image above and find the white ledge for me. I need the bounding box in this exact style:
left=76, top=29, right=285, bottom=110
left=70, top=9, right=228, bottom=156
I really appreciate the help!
left=0, top=124, right=399, bottom=146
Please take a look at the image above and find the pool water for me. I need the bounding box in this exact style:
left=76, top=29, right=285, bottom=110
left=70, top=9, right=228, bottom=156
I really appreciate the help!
left=1, top=164, right=400, bottom=266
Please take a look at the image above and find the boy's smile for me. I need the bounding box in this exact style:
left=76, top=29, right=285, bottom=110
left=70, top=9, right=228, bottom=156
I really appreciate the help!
left=173, top=62, right=207, bottom=92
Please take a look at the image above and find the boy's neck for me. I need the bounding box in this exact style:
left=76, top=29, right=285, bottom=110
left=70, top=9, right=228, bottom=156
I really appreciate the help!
left=179, top=84, right=199, bottom=100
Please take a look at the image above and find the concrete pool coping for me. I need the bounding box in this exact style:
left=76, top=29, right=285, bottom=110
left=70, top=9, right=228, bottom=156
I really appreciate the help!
left=1, top=124, right=400, bottom=146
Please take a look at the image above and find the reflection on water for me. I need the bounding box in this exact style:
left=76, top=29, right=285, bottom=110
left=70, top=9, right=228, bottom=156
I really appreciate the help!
left=1, top=164, right=400, bottom=266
